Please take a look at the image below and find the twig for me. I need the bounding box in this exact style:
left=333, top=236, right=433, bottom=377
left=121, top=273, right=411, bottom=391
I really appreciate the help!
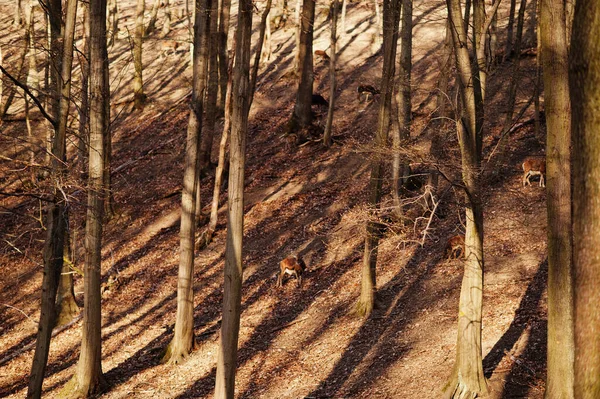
left=1, top=303, right=37, bottom=326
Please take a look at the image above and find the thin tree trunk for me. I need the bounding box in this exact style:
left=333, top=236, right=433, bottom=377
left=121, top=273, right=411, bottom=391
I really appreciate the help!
left=260, top=7, right=272, bottom=62
left=541, top=0, right=575, bottom=396
left=133, top=0, right=146, bottom=109
left=162, top=0, right=172, bottom=36
left=392, top=0, right=411, bottom=219
left=145, top=0, right=162, bottom=36
left=214, top=0, right=252, bottom=395
left=55, top=222, right=79, bottom=327
left=293, top=0, right=302, bottom=73
left=289, top=0, right=315, bottom=131
left=217, top=0, right=232, bottom=112
left=436, top=19, right=453, bottom=119
left=162, top=0, right=211, bottom=364
left=78, top=2, right=90, bottom=175
left=107, top=0, right=118, bottom=47
left=323, top=0, right=339, bottom=148
left=199, top=44, right=235, bottom=249
left=355, top=0, right=400, bottom=317
left=442, top=0, right=486, bottom=396
left=14, top=0, right=24, bottom=26
left=340, top=0, right=346, bottom=33
left=571, top=2, right=600, bottom=397
left=249, top=0, right=273, bottom=107
left=503, top=0, right=528, bottom=129
left=505, top=0, right=517, bottom=59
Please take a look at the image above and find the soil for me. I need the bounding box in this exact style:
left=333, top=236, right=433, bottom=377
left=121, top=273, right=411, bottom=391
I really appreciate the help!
left=1, top=0, right=548, bottom=398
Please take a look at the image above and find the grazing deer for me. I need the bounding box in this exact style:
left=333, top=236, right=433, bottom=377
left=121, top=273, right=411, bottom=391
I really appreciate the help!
left=159, top=39, right=181, bottom=57
left=357, top=84, right=380, bottom=100
left=277, top=255, right=307, bottom=287
left=315, top=49, right=330, bottom=60
left=445, top=234, right=465, bottom=259
left=522, top=157, right=546, bottom=187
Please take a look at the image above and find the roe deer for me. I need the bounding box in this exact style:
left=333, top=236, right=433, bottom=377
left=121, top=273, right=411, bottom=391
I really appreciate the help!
left=522, top=157, right=546, bottom=187
left=315, top=50, right=330, bottom=60
left=445, top=235, right=465, bottom=259
left=277, top=255, right=306, bottom=287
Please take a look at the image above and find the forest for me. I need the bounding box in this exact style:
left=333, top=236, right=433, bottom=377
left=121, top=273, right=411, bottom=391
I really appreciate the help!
left=0, top=0, right=599, bottom=397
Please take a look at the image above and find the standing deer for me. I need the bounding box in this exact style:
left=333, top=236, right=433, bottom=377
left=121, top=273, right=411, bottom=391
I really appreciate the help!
left=277, top=255, right=306, bottom=287
left=522, top=157, right=546, bottom=187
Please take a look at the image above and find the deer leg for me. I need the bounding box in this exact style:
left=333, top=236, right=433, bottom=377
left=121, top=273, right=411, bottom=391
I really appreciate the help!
left=277, top=272, right=283, bottom=287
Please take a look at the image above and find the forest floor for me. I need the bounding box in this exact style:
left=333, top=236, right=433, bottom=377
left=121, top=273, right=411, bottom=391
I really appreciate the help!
left=0, top=0, right=548, bottom=398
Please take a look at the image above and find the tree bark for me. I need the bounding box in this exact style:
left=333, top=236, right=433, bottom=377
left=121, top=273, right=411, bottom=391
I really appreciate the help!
left=214, top=0, right=252, bottom=395
left=144, top=0, right=162, bottom=36
left=442, top=0, right=487, bottom=396
left=249, top=0, right=273, bottom=107
left=436, top=19, right=453, bottom=119
left=217, top=0, right=232, bottom=112
left=59, top=0, right=109, bottom=396
left=133, top=0, right=146, bottom=109
left=570, top=1, right=600, bottom=397
left=505, top=0, right=517, bottom=59
left=78, top=2, right=90, bottom=175
left=323, top=0, right=339, bottom=148
left=503, top=0, right=528, bottom=129
left=289, top=0, right=315, bottom=131
left=162, top=0, right=211, bottom=364
left=355, top=0, right=400, bottom=318
left=392, top=0, right=411, bottom=219
left=55, top=223, right=80, bottom=327
left=162, top=0, right=172, bottom=36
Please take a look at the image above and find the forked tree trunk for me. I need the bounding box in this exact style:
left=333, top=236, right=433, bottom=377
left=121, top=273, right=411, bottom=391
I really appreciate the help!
left=133, top=0, right=146, bottom=109
left=355, top=0, right=400, bottom=317
left=323, top=0, right=339, bottom=148
left=289, top=0, right=315, bottom=131
left=27, top=0, right=77, bottom=395
left=541, top=0, right=575, bottom=396
left=59, top=0, right=108, bottom=396
left=214, top=0, right=252, bottom=395
left=442, top=0, right=486, bottom=396
left=392, top=0, right=411, bottom=219
left=570, top=2, right=600, bottom=397
left=162, top=0, right=211, bottom=364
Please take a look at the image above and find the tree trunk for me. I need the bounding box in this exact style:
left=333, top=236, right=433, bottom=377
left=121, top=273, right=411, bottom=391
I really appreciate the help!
left=323, top=0, right=339, bottom=148
left=392, top=0, right=411, bottom=219
left=542, top=0, right=575, bottom=390
left=436, top=19, right=453, bottom=119
left=442, top=0, right=487, bottom=396
left=162, top=0, right=211, bottom=364
left=14, top=0, right=24, bottom=26
left=162, top=0, right=172, bottom=36
left=569, top=1, right=599, bottom=397
left=107, top=0, right=118, bottom=47
left=55, top=223, right=80, bottom=328
left=503, top=0, right=528, bottom=129
left=78, top=2, right=90, bottom=175
left=289, top=0, right=315, bottom=131
left=214, top=0, right=252, bottom=395
left=200, top=45, right=235, bottom=249
left=249, top=0, right=273, bottom=107
left=145, top=0, right=161, bottom=36
left=293, top=0, right=302, bottom=73
left=340, top=0, right=346, bottom=34
left=217, top=0, right=232, bottom=112
left=59, top=0, right=108, bottom=396
left=355, top=0, right=400, bottom=318
left=133, top=0, right=146, bottom=109
left=505, top=0, right=517, bottom=59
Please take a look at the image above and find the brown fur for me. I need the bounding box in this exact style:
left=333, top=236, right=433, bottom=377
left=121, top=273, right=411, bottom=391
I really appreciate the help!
left=315, top=49, right=330, bottom=60
left=277, top=255, right=307, bottom=287
left=522, top=157, right=546, bottom=187
left=445, top=235, right=465, bottom=259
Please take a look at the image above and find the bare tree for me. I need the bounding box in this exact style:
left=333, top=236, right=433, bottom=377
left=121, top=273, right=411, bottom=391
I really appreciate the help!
left=570, top=1, right=600, bottom=397
left=214, top=0, right=252, bottom=395
left=217, top=0, right=232, bottom=111
left=442, top=0, right=487, bottom=396
left=503, top=0, right=528, bottom=129
left=59, top=0, right=109, bottom=396
left=355, top=0, right=400, bottom=317
left=145, top=0, right=162, bottom=36
left=323, top=0, right=339, bottom=148
left=288, top=0, right=315, bottom=132
left=541, top=0, right=575, bottom=394
left=162, top=0, right=172, bottom=36
left=133, top=0, right=146, bottom=109
left=162, top=0, right=211, bottom=364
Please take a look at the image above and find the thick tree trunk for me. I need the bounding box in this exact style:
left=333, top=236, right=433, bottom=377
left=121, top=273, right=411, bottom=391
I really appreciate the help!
left=323, top=0, right=339, bottom=148
left=442, top=0, right=486, bottom=396
left=355, top=0, right=400, bottom=318
left=214, top=0, right=252, bottom=396
left=162, top=0, right=211, bottom=364
left=133, top=0, right=146, bottom=109
left=541, top=0, right=575, bottom=396
left=392, top=0, right=411, bottom=219
left=289, top=0, right=315, bottom=131
left=59, top=0, right=109, bottom=396
left=570, top=1, right=600, bottom=397
left=55, top=224, right=79, bottom=327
